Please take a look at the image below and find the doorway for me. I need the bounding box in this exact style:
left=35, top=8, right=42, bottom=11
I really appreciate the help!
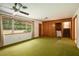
left=39, top=24, right=42, bottom=37
left=55, top=23, right=62, bottom=37
left=63, top=29, right=70, bottom=37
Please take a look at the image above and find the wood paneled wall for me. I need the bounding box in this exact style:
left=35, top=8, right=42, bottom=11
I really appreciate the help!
left=43, top=21, right=55, bottom=37
left=40, top=18, right=72, bottom=38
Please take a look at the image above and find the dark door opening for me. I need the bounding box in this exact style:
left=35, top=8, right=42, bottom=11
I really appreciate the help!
left=39, top=24, right=42, bottom=37
left=55, top=23, right=62, bottom=31
left=55, top=23, right=62, bottom=37
left=63, top=29, right=70, bottom=37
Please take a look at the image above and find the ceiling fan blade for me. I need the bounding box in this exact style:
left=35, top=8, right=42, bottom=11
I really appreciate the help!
left=14, top=3, right=17, bottom=6
left=13, top=6, right=18, bottom=11
left=20, top=11, right=29, bottom=15
left=22, top=6, right=27, bottom=9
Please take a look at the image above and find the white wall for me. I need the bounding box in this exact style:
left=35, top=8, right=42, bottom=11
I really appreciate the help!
left=34, top=20, right=42, bottom=37
left=73, top=8, right=79, bottom=48
left=3, top=32, right=32, bottom=46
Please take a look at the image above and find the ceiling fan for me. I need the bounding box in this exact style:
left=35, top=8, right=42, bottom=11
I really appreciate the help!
left=12, top=3, right=29, bottom=15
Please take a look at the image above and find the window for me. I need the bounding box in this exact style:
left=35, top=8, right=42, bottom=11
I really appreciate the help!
left=26, top=24, right=31, bottom=32
left=14, top=20, right=27, bottom=33
left=14, top=20, right=26, bottom=30
left=2, top=17, right=32, bottom=34
left=2, top=17, right=12, bottom=34
left=3, top=18, right=12, bottom=30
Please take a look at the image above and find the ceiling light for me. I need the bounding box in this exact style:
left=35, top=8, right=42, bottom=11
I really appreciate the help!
left=13, top=12, right=18, bottom=15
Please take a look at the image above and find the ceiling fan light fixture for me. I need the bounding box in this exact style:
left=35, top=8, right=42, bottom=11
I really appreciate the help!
left=12, top=3, right=29, bottom=15
left=13, top=12, right=18, bottom=15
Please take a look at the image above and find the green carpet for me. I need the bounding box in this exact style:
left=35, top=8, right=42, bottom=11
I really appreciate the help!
left=0, top=37, right=79, bottom=56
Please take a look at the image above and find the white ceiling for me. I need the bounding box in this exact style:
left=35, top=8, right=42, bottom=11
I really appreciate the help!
left=0, top=3, right=79, bottom=21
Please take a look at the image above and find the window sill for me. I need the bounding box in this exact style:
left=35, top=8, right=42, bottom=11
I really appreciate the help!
left=3, top=32, right=31, bottom=35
